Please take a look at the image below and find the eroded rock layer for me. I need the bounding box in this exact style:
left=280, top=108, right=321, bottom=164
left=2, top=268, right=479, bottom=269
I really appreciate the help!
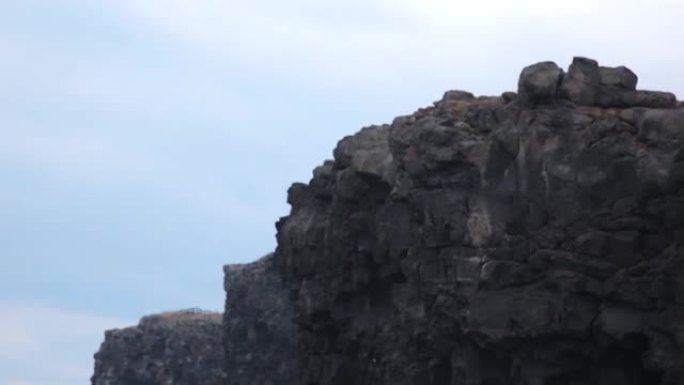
left=223, top=254, right=297, bottom=385
left=275, top=57, right=684, bottom=385
left=91, top=310, right=225, bottom=385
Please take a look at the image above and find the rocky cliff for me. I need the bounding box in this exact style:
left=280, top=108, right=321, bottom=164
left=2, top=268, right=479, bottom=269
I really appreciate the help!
left=223, top=254, right=297, bottom=385
left=91, top=255, right=296, bottom=385
left=91, top=310, right=225, bottom=385
left=274, top=57, right=684, bottom=385
left=92, top=57, right=684, bottom=385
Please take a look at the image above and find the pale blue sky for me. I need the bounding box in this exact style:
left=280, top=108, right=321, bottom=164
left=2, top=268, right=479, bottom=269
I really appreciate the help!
left=2, top=1, right=684, bottom=384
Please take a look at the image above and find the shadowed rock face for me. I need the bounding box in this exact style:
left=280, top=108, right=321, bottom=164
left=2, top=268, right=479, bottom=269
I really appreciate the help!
left=223, top=254, right=297, bottom=385
left=91, top=310, right=225, bottom=385
left=91, top=255, right=296, bottom=385
left=91, top=57, right=684, bottom=385
left=521, top=57, right=677, bottom=109
left=275, top=58, right=684, bottom=384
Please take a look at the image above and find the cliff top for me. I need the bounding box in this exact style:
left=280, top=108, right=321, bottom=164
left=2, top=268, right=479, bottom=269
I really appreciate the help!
left=101, top=308, right=221, bottom=338
left=140, top=308, right=222, bottom=324
left=513, top=56, right=678, bottom=109
left=274, top=56, right=684, bottom=384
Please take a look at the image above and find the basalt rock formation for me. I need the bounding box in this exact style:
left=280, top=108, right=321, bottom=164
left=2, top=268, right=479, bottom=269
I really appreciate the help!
left=92, top=57, right=684, bottom=385
left=91, top=255, right=297, bottom=385
left=274, top=57, right=684, bottom=384
left=223, top=254, right=297, bottom=385
left=91, top=310, right=226, bottom=385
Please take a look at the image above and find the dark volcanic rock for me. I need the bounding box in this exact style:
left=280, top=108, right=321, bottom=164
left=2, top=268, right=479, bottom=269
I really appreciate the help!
left=91, top=57, right=684, bottom=385
left=596, top=88, right=678, bottom=109
left=91, top=310, right=225, bottom=385
left=91, top=254, right=296, bottom=385
left=516, top=57, right=678, bottom=109
left=223, top=254, right=297, bottom=385
left=275, top=57, right=684, bottom=384
left=600, top=66, right=638, bottom=90
left=559, top=56, right=600, bottom=106
left=517, top=61, right=564, bottom=106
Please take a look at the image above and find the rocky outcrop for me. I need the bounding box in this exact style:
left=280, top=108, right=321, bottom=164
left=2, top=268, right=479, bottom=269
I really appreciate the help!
left=520, top=57, right=677, bottom=109
left=91, top=310, right=225, bottom=385
left=223, top=254, right=297, bottom=385
left=275, top=57, right=684, bottom=384
left=91, top=254, right=297, bottom=385
left=91, top=57, right=684, bottom=385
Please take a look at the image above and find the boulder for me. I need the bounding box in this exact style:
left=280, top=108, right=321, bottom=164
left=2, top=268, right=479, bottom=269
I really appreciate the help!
left=559, top=56, right=600, bottom=106
left=599, top=65, right=638, bottom=90
left=332, top=125, right=394, bottom=181
left=596, top=88, right=678, bottom=108
left=517, top=61, right=563, bottom=106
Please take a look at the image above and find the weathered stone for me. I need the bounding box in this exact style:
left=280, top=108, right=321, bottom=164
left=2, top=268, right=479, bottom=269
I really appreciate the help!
left=223, top=254, right=297, bottom=385
left=466, top=290, right=562, bottom=337
left=639, top=108, right=684, bottom=141
left=274, top=57, right=684, bottom=385
left=599, top=65, right=638, bottom=90
left=286, top=182, right=310, bottom=211
left=479, top=260, right=540, bottom=288
left=91, top=310, right=226, bottom=385
left=597, top=88, right=678, bottom=108
left=333, top=125, right=393, bottom=181
left=91, top=256, right=297, bottom=385
left=631, top=91, right=674, bottom=109
left=559, top=56, right=600, bottom=105
left=517, top=61, right=563, bottom=106
left=501, top=91, right=517, bottom=103
left=442, top=90, right=475, bottom=102
left=596, top=306, right=647, bottom=337
left=91, top=58, right=684, bottom=385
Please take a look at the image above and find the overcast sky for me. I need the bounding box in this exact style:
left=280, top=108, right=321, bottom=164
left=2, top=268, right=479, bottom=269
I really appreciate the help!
left=2, top=1, right=684, bottom=384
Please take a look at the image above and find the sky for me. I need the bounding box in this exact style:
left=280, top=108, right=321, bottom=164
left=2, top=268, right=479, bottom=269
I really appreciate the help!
left=1, top=1, right=684, bottom=384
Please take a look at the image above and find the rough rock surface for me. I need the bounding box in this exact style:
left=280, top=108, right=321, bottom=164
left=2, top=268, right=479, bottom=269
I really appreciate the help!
left=520, top=56, right=677, bottom=109
left=223, top=254, right=297, bottom=385
left=91, top=310, right=225, bottom=385
left=275, top=57, right=684, bottom=384
left=91, top=255, right=297, bottom=385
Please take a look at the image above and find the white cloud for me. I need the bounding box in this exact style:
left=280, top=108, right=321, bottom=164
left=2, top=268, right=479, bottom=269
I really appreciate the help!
left=0, top=301, right=133, bottom=385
